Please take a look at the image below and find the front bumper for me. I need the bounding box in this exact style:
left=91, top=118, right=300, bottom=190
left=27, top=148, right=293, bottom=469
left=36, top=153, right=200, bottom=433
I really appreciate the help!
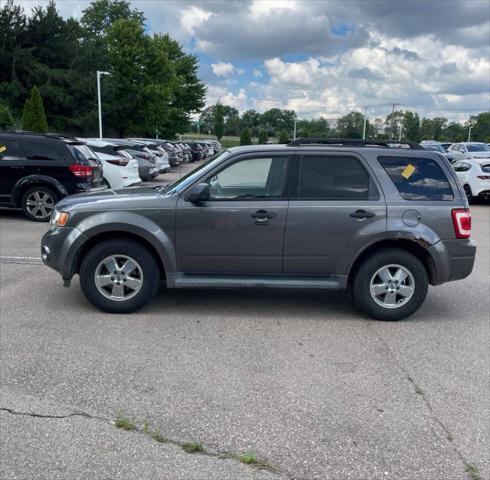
left=428, top=238, right=476, bottom=285
left=41, top=226, right=87, bottom=283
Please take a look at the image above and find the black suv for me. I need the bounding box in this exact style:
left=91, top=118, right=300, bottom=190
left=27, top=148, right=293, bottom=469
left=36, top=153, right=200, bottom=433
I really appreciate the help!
left=0, top=132, right=104, bottom=221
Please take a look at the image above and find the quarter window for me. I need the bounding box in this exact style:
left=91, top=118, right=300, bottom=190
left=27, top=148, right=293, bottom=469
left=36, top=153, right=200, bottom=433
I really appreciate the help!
left=298, top=156, right=378, bottom=200
left=379, top=156, right=454, bottom=201
left=207, top=157, right=287, bottom=200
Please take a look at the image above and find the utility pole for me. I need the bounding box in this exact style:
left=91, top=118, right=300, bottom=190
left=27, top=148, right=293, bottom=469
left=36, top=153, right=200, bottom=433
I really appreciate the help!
left=467, top=125, right=472, bottom=142
left=97, top=70, right=111, bottom=139
left=390, top=103, right=397, bottom=140
left=293, top=120, right=297, bottom=140
left=362, top=106, right=368, bottom=139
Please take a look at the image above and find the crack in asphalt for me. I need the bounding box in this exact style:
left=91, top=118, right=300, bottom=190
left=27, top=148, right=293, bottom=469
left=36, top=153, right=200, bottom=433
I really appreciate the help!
left=0, top=406, right=302, bottom=480
left=368, top=323, right=481, bottom=480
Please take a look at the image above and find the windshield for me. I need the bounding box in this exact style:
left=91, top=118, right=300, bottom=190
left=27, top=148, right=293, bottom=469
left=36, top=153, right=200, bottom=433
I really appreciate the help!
left=424, top=144, right=445, bottom=153
left=163, top=150, right=231, bottom=194
left=467, top=144, right=490, bottom=152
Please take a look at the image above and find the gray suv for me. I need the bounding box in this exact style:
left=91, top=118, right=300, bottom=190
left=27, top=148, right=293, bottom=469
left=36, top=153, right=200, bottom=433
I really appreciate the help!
left=41, top=139, right=476, bottom=321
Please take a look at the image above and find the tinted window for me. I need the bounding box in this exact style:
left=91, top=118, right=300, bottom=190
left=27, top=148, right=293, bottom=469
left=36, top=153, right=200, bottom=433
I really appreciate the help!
left=481, top=164, right=490, bottom=173
left=0, top=138, right=23, bottom=158
left=379, top=156, right=454, bottom=201
left=467, top=144, right=490, bottom=152
left=298, top=156, right=377, bottom=200
left=207, top=157, right=287, bottom=199
left=69, top=145, right=97, bottom=163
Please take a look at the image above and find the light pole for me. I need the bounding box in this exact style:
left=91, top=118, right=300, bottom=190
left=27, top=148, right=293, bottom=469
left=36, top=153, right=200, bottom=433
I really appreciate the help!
left=362, top=106, right=368, bottom=140
left=97, top=70, right=111, bottom=139
left=467, top=125, right=472, bottom=142
left=293, top=120, right=298, bottom=140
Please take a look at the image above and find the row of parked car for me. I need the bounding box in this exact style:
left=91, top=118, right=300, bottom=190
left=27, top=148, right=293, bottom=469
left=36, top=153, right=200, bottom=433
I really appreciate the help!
left=420, top=140, right=490, bottom=202
left=0, top=131, right=221, bottom=221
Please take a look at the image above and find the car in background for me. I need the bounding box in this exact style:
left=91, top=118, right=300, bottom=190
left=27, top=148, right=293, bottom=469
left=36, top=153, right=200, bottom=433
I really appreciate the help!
left=0, top=132, right=104, bottom=221
left=82, top=138, right=156, bottom=182
left=184, top=141, right=205, bottom=162
left=440, top=142, right=453, bottom=152
left=420, top=140, right=455, bottom=163
left=95, top=152, right=140, bottom=189
left=448, top=142, right=490, bottom=162
left=124, top=139, right=170, bottom=174
left=453, top=158, right=490, bottom=202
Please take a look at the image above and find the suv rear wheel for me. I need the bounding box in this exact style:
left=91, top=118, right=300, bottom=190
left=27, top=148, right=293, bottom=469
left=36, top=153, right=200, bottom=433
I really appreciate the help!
left=352, top=248, right=428, bottom=321
left=80, top=239, right=160, bottom=313
left=21, top=186, right=57, bottom=222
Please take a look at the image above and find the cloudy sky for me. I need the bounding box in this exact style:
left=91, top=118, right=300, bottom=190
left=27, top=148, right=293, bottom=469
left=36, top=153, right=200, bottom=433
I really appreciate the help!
left=19, top=0, right=490, bottom=121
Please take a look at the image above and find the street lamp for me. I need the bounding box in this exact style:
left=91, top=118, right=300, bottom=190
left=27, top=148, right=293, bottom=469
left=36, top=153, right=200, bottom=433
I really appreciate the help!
left=467, top=125, right=473, bottom=142
left=293, top=120, right=298, bottom=140
left=362, top=106, right=368, bottom=140
left=97, top=70, right=111, bottom=139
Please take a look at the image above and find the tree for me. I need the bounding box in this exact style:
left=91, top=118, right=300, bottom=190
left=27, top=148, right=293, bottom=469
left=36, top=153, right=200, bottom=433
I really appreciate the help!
left=278, top=129, right=289, bottom=143
left=469, top=112, right=490, bottom=142
left=336, top=112, right=364, bottom=138
left=213, top=103, right=224, bottom=140
left=0, top=103, right=15, bottom=130
left=240, top=128, right=252, bottom=145
left=258, top=128, right=268, bottom=144
left=22, top=85, right=48, bottom=132
left=402, top=111, right=420, bottom=141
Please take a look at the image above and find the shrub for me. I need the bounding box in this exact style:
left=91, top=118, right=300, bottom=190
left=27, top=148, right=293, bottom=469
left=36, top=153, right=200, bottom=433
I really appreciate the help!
left=278, top=129, right=289, bottom=143
left=240, top=128, right=252, bottom=145
left=0, top=103, right=15, bottom=131
left=22, top=86, right=48, bottom=133
left=258, top=129, right=268, bottom=144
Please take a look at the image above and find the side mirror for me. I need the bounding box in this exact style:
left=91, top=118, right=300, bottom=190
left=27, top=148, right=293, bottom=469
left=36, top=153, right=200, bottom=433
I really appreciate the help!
left=187, top=183, right=210, bottom=203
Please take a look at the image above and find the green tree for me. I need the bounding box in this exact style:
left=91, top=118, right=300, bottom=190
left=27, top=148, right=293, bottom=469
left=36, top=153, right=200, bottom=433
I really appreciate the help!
left=0, top=103, right=15, bottom=130
left=213, top=103, right=224, bottom=140
left=258, top=128, right=268, bottom=144
left=469, top=112, right=490, bottom=142
left=278, top=129, right=289, bottom=143
left=402, top=111, right=420, bottom=141
left=22, top=85, right=48, bottom=132
left=336, top=112, right=364, bottom=138
left=240, top=127, right=252, bottom=145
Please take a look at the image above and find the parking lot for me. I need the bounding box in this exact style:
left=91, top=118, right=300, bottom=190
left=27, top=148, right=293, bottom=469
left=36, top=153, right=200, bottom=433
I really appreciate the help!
left=0, top=161, right=489, bottom=480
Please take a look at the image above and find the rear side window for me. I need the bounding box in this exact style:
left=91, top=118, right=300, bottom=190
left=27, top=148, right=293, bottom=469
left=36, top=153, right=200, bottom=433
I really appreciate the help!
left=298, top=156, right=378, bottom=200
left=378, top=156, right=454, bottom=201
left=0, top=138, right=23, bottom=158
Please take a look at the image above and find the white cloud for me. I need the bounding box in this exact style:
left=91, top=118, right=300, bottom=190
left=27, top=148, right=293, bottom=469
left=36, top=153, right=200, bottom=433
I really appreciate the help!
left=253, top=69, right=263, bottom=78
left=211, top=62, right=244, bottom=78
left=180, top=6, right=212, bottom=36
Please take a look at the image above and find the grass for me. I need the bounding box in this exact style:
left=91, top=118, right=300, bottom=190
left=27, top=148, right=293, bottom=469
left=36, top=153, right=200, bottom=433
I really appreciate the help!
left=239, top=453, right=257, bottom=465
left=142, top=421, right=167, bottom=443
left=115, top=416, right=135, bottom=431
left=181, top=442, right=204, bottom=454
left=465, top=464, right=481, bottom=480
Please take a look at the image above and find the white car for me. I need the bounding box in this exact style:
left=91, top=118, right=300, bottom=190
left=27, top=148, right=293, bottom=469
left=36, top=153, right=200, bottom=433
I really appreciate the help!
left=95, top=152, right=141, bottom=189
left=453, top=158, right=490, bottom=202
left=448, top=142, right=490, bottom=162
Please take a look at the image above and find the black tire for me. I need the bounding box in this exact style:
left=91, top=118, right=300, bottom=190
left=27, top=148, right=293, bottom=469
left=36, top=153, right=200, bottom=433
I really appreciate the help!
left=464, top=185, right=476, bottom=204
left=21, top=186, right=58, bottom=222
left=351, top=248, right=428, bottom=321
left=79, top=239, right=160, bottom=313
left=103, top=178, right=111, bottom=189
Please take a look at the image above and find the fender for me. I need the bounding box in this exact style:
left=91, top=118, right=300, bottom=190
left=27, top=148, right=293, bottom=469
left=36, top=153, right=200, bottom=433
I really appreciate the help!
left=67, top=210, right=177, bottom=280
left=12, top=175, right=68, bottom=207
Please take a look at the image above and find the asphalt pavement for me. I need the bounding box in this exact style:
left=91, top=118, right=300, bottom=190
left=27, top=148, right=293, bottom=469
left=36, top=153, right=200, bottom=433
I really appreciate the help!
left=0, top=163, right=489, bottom=480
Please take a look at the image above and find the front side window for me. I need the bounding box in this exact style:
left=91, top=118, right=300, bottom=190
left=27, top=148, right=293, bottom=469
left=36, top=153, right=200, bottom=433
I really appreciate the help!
left=379, top=156, right=454, bottom=201
left=207, top=156, right=288, bottom=200
left=298, top=155, right=378, bottom=200
left=453, top=162, right=472, bottom=172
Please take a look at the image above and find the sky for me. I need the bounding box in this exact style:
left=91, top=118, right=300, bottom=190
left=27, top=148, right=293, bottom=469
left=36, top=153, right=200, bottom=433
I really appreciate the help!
left=17, top=0, right=490, bottom=122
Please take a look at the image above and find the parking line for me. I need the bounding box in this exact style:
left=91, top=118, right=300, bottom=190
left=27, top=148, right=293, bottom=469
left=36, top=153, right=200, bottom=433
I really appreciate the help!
left=0, top=255, right=43, bottom=265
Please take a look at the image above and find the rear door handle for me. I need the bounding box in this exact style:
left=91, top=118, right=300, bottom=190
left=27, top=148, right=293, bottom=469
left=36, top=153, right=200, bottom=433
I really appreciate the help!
left=350, top=209, right=375, bottom=219
left=251, top=210, right=276, bottom=219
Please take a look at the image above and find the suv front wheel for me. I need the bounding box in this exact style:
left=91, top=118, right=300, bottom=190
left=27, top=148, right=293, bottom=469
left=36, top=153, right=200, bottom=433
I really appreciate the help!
left=352, top=248, right=428, bottom=321
left=80, top=239, right=160, bottom=313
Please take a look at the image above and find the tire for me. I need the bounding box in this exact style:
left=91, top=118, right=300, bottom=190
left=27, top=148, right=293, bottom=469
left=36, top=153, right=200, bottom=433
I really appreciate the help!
left=21, top=186, right=58, bottom=222
left=103, top=178, right=111, bottom=189
left=351, top=248, right=428, bottom=321
left=464, top=185, right=476, bottom=204
left=79, top=239, right=160, bottom=313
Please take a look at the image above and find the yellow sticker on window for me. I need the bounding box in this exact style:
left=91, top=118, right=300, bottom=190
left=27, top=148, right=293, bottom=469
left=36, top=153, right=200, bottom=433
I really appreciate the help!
left=401, top=163, right=415, bottom=179
left=0, top=145, right=6, bottom=153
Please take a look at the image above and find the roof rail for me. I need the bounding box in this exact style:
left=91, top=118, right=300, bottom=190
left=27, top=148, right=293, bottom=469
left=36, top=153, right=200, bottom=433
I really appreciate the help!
left=287, top=138, right=424, bottom=150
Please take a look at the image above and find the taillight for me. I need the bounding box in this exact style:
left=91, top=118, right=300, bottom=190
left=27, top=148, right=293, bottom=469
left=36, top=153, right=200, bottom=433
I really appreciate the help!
left=69, top=164, right=93, bottom=178
left=106, top=158, right=129, bottom=166
left=477, top=175, right=490, bottom=180
left=451, top=208, right=471, bottom=239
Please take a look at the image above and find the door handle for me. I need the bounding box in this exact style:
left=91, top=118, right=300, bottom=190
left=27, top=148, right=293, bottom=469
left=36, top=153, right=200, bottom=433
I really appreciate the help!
left=251, top=210, right=276, bottom=219
left=350, top=209, right=375, bottom=219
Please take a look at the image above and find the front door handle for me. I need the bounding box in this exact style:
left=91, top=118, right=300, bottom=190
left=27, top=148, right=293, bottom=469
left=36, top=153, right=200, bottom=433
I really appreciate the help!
left=251, top=210, right=276, bottom=219
left=350, top=209, right=375, bottom=219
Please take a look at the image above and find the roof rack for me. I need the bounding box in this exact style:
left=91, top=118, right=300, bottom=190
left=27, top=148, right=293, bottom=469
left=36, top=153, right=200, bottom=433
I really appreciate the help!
left=287, top=138, right=424, bottom=150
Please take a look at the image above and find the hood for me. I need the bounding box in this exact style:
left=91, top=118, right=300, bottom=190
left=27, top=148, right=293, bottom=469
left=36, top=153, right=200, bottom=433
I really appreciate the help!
left=55, top=185, right=171, bottom=211
left=468, top=152, right=490, bottom=159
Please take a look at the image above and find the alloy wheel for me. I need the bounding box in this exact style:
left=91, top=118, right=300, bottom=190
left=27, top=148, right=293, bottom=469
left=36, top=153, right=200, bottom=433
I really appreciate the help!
left=370, top=264, right=415, bottom=309
left=25, top=191, right=55, bottom=219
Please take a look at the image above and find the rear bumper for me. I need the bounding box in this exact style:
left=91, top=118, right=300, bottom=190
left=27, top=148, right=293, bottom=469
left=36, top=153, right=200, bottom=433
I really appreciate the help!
left=428, top=238, right=476, bottom=285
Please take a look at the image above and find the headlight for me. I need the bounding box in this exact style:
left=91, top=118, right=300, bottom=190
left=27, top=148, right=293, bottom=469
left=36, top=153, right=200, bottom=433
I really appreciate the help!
left=50, top=210, right=70, bottom=227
